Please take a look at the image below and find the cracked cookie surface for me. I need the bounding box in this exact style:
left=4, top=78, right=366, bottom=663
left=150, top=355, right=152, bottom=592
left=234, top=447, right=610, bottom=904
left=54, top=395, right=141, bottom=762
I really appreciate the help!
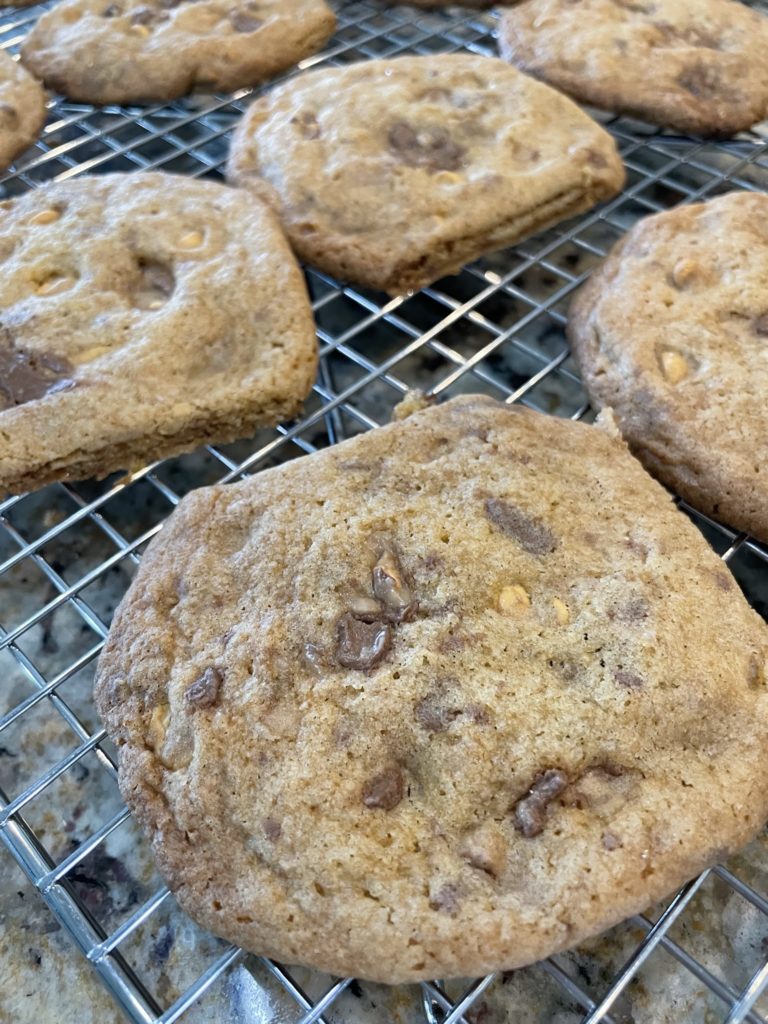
left=20, top=0, right=335, bottom=104
left=95, top=394, right=768, bottom=983
left=0, top=50, right=45, bottom=173
left=0, top=171, right=317, bottom=495
left=499, top=0, right=768, bottom=136
left=226, top=55, right=624, bottom=294
left=569, top=190, right=768, bottom=543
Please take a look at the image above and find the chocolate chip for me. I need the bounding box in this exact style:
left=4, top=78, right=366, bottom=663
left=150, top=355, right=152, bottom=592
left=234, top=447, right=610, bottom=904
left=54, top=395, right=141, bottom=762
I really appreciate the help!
left=102, top=3, right=121, bottom=14
left=602, top=831, right=622, bottom=851
left=429, top=882, right=459, bottom=914
left=130, top=6, right=155, bottom=23
left=0, top=103, right=18, bottom=130
left=484, top=498, right=557, bottom=556
left=291, top=110, right=321, bottom=140
left=372, top=548, right=418, bottom=623
left=513, top=769, right=568, bottom=838
left=548, top=657, right=580, bottom=683
left=263, top=817, right=281, bottom=841
left=713, top=571, right=733, bottom=592
left=184, top=666, right=222, bottom=708
left=0, top=344, right=75, bottom=410
left=362, top=766, right=404, bottom=810
left=336, top=612, right=391, bottom=671
left=387, top=121, right=465, bottom=172
left=229, top=9, right=263, bottom=32
left=677, top=62, right=730, bottom=100
left=414, top=692, right=461, bottom=733
left=613, top=669, right=644, bottom=689
left=611, top=598, right=649, bottom=623
left=754, top=313, right=768, bottom=337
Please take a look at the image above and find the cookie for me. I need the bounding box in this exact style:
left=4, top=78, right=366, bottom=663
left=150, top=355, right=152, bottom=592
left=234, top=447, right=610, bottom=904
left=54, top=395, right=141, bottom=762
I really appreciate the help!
left=0, top=171, right=317, bottom=496
left=0, top=50, right=45, bottom=174
left=20, top=0, right=335, bottom=105
left=569, top=190, right=768, bottom=543
left=499, top=0, right=768, bottom=137
left=226, top=55, right=625, bottom=295
left=94, top=394, right=768, bottom=984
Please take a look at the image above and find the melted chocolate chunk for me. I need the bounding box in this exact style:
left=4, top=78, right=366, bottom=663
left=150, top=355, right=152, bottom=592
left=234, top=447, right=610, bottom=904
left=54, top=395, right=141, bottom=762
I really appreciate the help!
left=611, top=598, right=649, bottom=622
left=414, top=691, right=462, bottom=733
left=184, top=666, right=223, bottom=708
left=362, top=766, right=404, bottom=810
left=263, top=817, right=281, bottom=841
left=372, top=548, right=418, bottom=623
left=429, top=882, right=459, bottom=914
left=513, top=769, right=568, bottom=838
left=0, top=345, right=75, bottom=410
left=102, top=3, right=121, bottom=14
left=291, top=110, right=321, bottom=140
left=602, top=831, right=622, bottom=851
left=130, top=6, right=155, bottom=23
left=387, top=121, right=465, bottom=172
left=753, top=313, right=768, bottom=337
left=229, top=8, right=263, bottom=32
left=336, top=612, right=391, bottom=671
left=614, top=669, right=644, bottom=689
left=484, top=498, right=557, bottom=555
left=677, top=62, right=731, bottom=99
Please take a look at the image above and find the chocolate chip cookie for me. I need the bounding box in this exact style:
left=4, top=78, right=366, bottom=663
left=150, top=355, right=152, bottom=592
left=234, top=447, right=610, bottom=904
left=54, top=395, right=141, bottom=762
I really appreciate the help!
left=20, top=0, right=335, bottom=104
left=0, top=50, right=45, bottom=174
left=499, top=0, right=768, bottom=137
left=0, top=172, right=317, bottom=495
left=226, top=55, right=625, bottom=295
left=95, top=394, right=768, bottom=983
left=569, top=190, right=768, bottom=543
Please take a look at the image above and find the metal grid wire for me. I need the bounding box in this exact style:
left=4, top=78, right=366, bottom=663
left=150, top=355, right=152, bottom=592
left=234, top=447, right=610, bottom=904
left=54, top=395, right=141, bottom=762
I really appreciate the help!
left=1, top=1, right=768, bottom=1022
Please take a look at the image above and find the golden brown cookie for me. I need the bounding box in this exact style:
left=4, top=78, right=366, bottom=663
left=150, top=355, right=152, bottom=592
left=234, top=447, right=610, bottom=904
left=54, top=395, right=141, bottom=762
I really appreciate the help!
left=499, top=0, right=768, bottom=137
left=95, top=394, right=768, bottom=983
left=0, top=171, right=317, bottom=495
left=569, top=190, right=768, bottom=543
left=20, top=0, right=336, bottom=105
left=0, top=50, right=45, bottom=174
left=227, top=55, right=625, bottom=295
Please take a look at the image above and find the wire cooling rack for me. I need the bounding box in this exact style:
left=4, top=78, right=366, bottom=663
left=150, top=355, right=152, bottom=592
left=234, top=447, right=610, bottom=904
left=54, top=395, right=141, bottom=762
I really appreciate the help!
left=1, top=2, right=768, bottom=1022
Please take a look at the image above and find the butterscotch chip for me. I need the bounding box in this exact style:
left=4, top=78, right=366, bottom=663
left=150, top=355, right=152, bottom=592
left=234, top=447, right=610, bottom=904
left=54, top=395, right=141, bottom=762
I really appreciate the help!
left=568, top=190, right=768, bottom=542
left=0, top=172, right=317, bottom=496
left=227, top=54, right=625, bottom=295
left=499, top=0, right=768, bottom=137
left=95, top=394, right=768, bottom=984
left=20, top=0, right=336, bottom=105
left=0, top=50, right=45, bottom=175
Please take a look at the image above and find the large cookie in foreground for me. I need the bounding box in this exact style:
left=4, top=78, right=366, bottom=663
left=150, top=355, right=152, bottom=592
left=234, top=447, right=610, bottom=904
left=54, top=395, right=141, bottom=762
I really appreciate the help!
left=569, top=190, right=768, bottom=544
left=0, top=172, right=317, bottom=495
left=227, top=55, right=625, bottom=295
left=499, top=0, right=768, bottom=137
left=20, top=0, right=335, bottom=105
left=95, top=394, right=768, bottom=984
left=0, top=50, right=46, bottom=174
